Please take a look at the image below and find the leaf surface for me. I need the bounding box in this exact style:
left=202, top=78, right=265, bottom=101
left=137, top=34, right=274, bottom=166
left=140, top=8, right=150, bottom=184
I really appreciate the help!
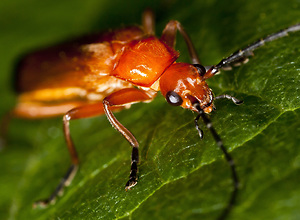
left=0, top=0, right=300, bottom=219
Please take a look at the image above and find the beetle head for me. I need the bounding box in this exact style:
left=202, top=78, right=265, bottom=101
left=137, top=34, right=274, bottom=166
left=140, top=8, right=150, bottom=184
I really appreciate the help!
left=159, top=63, right=214, bottom=113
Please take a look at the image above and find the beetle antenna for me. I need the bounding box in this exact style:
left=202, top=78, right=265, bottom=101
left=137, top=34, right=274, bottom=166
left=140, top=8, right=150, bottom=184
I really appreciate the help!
left=194, top=104, right=239, bottom=220
left=203, top=23, right=300, bottom=79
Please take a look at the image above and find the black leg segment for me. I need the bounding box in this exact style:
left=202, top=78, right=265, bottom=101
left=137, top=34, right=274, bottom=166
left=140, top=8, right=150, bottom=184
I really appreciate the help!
left=125, top=146, right=139, bottom=190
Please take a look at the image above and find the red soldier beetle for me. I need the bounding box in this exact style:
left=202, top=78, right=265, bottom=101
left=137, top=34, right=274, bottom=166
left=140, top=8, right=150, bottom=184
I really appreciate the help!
left=6, top=9, right=300, bottom=220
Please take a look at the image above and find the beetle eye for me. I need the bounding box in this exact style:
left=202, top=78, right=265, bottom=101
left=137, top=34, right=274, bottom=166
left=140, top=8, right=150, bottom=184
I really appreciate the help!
left=166, top=91, right=183, bottom=106
left=193, top=64, right=206, bottom=76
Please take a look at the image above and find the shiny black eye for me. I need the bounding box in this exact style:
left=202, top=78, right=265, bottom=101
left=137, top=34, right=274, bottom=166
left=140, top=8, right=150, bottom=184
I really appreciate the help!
left=193, top=64, right=206, bottom=76
left=166, top=91, right=183, bottom=106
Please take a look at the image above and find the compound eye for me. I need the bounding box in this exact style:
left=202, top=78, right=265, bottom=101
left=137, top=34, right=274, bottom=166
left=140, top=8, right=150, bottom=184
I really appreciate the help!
left=193, top=64, right=206, bottom=77
left=166, top=91, right=183, bottom=106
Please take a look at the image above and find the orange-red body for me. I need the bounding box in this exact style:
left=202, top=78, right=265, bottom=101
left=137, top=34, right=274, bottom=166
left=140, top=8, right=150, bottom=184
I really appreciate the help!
left=11, top=10, right=217, bottom=208
left=14, top=25, right=213, bottom=119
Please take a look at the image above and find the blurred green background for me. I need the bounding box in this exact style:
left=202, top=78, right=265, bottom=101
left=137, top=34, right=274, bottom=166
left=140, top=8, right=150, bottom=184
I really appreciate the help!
left=0, top=0, right=300, bottom=219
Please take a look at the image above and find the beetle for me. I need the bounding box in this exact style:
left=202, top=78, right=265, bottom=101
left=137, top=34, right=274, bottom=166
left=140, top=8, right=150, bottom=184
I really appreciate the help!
left=8, top=9, right=300, bottom=219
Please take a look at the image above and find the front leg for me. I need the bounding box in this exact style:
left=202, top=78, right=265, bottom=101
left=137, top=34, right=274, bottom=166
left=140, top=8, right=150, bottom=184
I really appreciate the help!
left=103, top=88, right=155, bottom=190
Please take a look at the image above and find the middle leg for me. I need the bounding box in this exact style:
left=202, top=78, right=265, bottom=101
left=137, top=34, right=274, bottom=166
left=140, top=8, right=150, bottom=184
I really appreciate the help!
left=103, top=88, right=155, bottom=190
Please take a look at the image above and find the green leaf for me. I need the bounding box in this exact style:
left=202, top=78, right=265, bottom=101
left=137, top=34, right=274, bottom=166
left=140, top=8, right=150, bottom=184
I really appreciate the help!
left=1, top=0, right=300, bottom=220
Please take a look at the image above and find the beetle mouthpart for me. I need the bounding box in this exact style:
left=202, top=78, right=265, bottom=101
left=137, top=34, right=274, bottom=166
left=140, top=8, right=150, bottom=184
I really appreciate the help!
left=193, top=102, right=202, bottom=114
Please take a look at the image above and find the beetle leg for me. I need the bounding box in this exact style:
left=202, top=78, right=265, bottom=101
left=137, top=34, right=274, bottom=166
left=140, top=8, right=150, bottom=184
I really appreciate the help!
left=142, top=9, right=155, bottom=35
left=194, top=114, right=204, bottom=139
left=161, top=20, right=200, bottom=64
left=34, top=102, right=117, bottom=208
left=215, top=94, right=243, bottom=105
left=103, top=88, right=155, bottom=190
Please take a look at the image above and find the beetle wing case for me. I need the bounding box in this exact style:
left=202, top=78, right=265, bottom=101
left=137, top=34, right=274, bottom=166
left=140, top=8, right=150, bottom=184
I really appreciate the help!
left=13, top=26, right=149, bottom=118
left=15, top=27, right=145, bottom=93
left=14, top=27, right=149, bottom=106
